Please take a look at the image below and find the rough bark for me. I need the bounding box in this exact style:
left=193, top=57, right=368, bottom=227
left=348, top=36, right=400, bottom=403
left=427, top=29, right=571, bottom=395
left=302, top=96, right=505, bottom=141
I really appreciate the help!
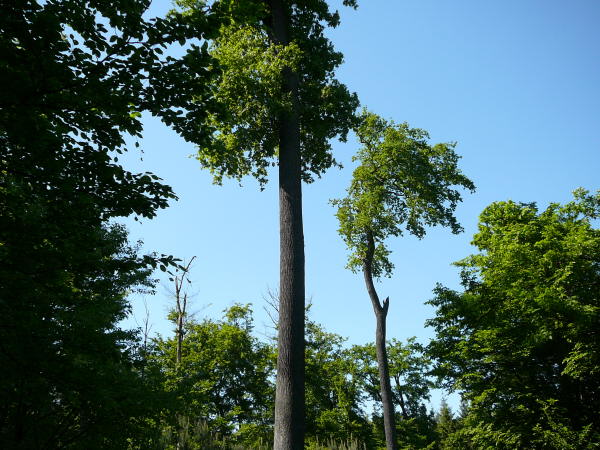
left=269, top=1, right=305, bottom=448
left=363, top=230, right=398, bottom=450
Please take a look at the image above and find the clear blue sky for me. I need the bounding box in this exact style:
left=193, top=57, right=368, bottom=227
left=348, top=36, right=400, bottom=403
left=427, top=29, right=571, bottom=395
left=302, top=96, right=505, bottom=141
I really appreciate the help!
left=121, top=0, right=600, bottom=408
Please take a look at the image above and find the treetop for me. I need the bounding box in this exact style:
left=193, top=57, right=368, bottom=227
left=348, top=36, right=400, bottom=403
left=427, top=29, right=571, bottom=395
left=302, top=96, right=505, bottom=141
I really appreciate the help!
left=333, top=110, right=475, bottom=278
left=183, top=0, right=360, bottom=186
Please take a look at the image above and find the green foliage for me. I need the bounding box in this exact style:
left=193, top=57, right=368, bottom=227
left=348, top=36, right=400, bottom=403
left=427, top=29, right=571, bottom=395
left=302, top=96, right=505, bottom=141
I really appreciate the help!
left=198, top=22, right=302, bottom=184
left=1, top=0, right=216, bottom=446
left=427, top=190, right=600, bottom=448
left=304, top=321, right=374, bottom=447
left=305, top=436, right=368, bottom=450
left=151, top=304, right=275, bottom=448
left=140, top=301, right=445, bottom=449
left=158, top=416, right=272, bottom=450
left=1, top=0, right=216, bottom=217
left=352, top=339, right=434, bottom=419
left=333, top=110, right=475, bottom=278
left=387, top=338, right=436, bottom=419
left=183, top=0, right=360, bottom=185
left=434, top=399, right=458, bottom=449
left=351, top=339, right=438, bottom=449
left=0, top=199, right=161, bottom=447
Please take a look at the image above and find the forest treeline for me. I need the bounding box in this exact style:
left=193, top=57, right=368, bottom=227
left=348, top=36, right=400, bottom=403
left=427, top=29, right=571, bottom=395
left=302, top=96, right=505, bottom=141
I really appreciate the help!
left=1, top=0, right=598, bottom=449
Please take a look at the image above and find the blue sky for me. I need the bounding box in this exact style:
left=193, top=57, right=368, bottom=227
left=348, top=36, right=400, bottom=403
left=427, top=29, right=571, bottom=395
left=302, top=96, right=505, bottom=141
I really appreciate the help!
left=121, top=0, right=600, bottom=407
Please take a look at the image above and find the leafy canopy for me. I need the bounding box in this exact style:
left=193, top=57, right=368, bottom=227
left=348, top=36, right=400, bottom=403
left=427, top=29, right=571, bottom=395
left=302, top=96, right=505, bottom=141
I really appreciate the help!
left=333, top=110, right=475, bottom=277
left=179, top=0, right=360, bottom=185
left=426, top=189, right=600, bottom=448
left=1, top=0, right=217, bottom=446
left=351, top=339, right=438, bottom=449
left=304, top=320, right=374, bottom=446
left=152, top=304, right=275, bottom=445
left=1, top=0, right=217, bottom=220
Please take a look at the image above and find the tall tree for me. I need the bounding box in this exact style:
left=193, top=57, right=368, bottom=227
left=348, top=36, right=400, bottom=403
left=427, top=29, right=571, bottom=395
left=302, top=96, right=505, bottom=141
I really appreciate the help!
left=332, top=111, right=474, bottom=449
left=176, top=1, right=359, bottom=446
left=0, top=0, right=215, bottom=445
left=427, top=190, right=600, bottom=448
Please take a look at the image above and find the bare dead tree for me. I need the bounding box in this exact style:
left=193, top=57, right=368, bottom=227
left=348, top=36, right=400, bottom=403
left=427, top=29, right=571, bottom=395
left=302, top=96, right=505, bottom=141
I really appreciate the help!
left=132, top=297, right=154, bottom=378
left=172, top=256, right=196, bottom=365
left=262, top=287, right=280, bottom=330
left=141, top=297, right=152, bottom=354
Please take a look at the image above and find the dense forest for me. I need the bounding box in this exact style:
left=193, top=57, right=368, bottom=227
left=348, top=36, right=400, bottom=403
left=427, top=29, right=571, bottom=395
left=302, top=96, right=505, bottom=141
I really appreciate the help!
left=1, top=0, right=598, bottom=449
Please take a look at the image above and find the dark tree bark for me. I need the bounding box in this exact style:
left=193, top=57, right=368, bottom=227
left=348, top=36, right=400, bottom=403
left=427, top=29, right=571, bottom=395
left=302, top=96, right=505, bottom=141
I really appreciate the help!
left=269, top=1, right=305, bottom=448
left=363, top=230, right=398, bottom=450
left=393, top=375, right=409, bottom=420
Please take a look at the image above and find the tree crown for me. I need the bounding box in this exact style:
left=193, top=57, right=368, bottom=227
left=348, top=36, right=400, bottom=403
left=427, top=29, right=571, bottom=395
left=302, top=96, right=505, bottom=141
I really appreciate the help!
left=426, top=189, right=600, bottom=446
left=180, top=0, right=360, bottom=185
left=333, top=111, right=475, bottom=277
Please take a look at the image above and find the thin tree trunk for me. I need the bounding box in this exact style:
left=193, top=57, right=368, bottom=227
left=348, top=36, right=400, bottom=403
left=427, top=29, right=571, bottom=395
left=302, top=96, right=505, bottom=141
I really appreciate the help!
left=174, top=257, right=194, bottom=366
left=363, top=230, right=398, bottom=450
left=394, top=375, right=409, bottom=420
left=175, top=277, right=184, bottom=365
left=176, top=301, right=184, bottom=365
left=269, top=1, right=305, bottom=448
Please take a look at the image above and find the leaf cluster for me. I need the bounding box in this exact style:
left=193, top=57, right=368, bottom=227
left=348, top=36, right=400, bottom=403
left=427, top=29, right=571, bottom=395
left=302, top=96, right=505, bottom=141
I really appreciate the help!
left=426, top=190, right=600, bottom=447
left=188, top=0, right=360, bottom=185
left=333, top=111, right=475, bottom=278
left=151, top=304, right=275, bottom=445
left=1, top=0, right=218, bottom=445
left=304, top=320, right=375, bottom=446
left=1, top=0, right=221, bottom=219
left=148, top=303, right=441, bottom=449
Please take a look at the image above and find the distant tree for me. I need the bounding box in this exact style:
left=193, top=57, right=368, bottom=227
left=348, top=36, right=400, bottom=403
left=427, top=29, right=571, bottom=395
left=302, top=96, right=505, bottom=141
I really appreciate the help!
left=167, top=257, right=196, bottom=366
left=0, top=0, right=216, bottom=446
left=152, top=304, right=275, bottom=448
left=427, top=190, right=600, bottom=448
left=386, top=338, right=436, bottom=422
left=333, top=111, right=475, bottom=449
left=435, top=399, right=456, bottom=448
left=304, top=320, right=374, bottom=448
left=351, top=339, right=437, bottom=449
left=264, top=294, right=376, bottom=448
left=175, top=1, right=359, bottom=446
left=457, top=398, right=470, bottom=420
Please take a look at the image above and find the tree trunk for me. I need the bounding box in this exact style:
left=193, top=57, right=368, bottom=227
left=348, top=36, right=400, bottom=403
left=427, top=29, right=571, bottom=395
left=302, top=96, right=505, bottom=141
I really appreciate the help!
left=269, top=1, right=305, bottom=448
left=176, top=308, right=184, bottom=365
left=394, top=376, right=409, bottom=420
left=363, top=230, right=398, bottom=450
left=174, top=257, right=194, bottom=366
left=175, top=278, right=184, bottom=365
